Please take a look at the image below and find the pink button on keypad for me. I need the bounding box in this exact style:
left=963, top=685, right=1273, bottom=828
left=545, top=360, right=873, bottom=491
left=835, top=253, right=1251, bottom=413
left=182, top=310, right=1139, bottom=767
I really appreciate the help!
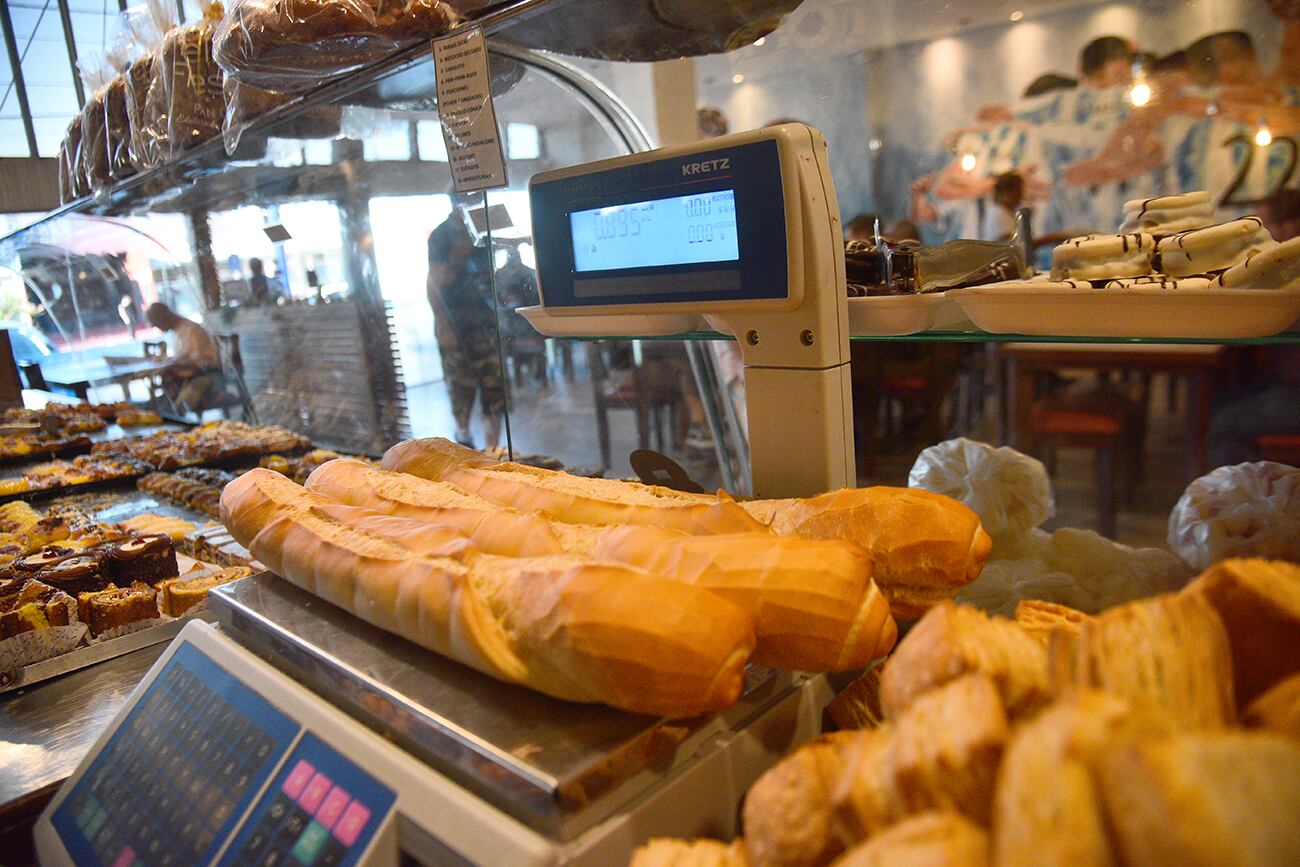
left=333, top=801, right=371, bottom=847
left=111, top=846, right=135, bottom=867
left=281, top=760, right=315, bottom=798
left=299, top=772, right=332, bottom=813
left=314, top=786, right=351, bottom=831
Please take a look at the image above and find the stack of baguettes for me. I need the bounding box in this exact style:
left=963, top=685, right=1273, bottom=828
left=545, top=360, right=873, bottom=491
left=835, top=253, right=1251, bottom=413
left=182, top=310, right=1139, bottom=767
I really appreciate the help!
left=219, top=438, right=993, bottom=717
left=632, top=557, right=1300, bottom=866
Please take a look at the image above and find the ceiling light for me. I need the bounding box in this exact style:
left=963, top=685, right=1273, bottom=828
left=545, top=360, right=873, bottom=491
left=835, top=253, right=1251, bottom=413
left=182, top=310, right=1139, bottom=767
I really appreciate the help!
left=1255, top=121, right=1273, bottom=147
left=1129, top=81, right=1152, bottom=107
left=960, top=153, right=977, bottom=172
left=732, top=73, right=745, bottom=84
left=1009, top=10, right=1024, bottom=21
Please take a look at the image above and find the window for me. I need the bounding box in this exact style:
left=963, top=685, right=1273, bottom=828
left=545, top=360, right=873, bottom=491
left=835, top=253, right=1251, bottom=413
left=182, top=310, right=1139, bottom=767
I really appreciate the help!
left=506, top=122, right=540, bottom=160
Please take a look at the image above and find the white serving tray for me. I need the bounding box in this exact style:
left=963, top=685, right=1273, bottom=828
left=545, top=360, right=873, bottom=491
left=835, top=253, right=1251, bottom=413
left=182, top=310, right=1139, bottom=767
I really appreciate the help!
left=847, top=292, right=969, bottom=336
left=948, top=284, right=1300, bottom=338
left=519, top=305, right=708, bottom=338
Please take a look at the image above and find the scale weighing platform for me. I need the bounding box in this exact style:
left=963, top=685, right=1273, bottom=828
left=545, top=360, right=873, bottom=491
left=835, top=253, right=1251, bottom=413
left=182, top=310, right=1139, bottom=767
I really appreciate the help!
left=35, top=574, right=827, bottom=866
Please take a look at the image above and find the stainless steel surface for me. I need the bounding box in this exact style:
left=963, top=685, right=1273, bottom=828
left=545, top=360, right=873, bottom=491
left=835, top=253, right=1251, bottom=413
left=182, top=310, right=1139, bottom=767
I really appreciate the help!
left=209, top=573, right=795, bottom=839
left=0, top=643, right=166, bottom=807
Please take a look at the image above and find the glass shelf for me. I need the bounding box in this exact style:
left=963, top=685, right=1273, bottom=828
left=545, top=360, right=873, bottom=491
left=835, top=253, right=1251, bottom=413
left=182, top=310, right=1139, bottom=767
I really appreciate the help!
left=566, top=330, right=1300, bottom=345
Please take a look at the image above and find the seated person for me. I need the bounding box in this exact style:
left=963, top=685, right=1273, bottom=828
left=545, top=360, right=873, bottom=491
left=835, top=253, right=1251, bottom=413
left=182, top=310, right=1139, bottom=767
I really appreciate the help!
left=145, top=303, right=223, bottom=413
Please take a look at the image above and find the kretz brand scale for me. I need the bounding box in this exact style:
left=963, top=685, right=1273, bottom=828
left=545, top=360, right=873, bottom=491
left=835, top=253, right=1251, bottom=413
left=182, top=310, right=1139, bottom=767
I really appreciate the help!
left=523, top=123, right=855, bottom=498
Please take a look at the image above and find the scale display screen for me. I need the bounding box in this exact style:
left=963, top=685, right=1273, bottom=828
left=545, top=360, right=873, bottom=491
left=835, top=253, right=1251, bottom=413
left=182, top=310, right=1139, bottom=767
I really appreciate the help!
left=530, top=139, right=788, bottom=308
left=570, top=190, right=739, bottom=272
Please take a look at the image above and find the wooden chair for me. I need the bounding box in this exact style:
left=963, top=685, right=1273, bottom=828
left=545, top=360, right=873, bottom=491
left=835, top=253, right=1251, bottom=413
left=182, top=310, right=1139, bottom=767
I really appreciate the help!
left=1257, top=434, right=1300, bottom=467
left=587, top=344, right=686, bottom=470
left=1027, top=383, right=1146, bottom=538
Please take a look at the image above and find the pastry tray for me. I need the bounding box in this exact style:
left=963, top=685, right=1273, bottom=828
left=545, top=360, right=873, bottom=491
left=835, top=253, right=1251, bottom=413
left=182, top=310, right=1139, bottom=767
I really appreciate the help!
left=948, top=284, right=1300, bottom=338
left=847, top=292, right=972, bottom=336
left=207, top=572, right=800, bottom=840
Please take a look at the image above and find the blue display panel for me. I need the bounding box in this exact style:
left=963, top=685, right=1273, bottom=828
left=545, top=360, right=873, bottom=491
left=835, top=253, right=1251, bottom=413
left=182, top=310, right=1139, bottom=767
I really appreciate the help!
left=531, top=138, right=788, bottom=308
left=51, top=642, right=300, bottom=867
left=218, top=732, right=396, bottom=867
left=570, top=190, right=740, bottom=273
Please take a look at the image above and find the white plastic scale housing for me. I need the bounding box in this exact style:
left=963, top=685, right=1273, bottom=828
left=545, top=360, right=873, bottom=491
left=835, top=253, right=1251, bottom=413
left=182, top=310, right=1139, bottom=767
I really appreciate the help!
left=522, top=123, right=855, bottom=498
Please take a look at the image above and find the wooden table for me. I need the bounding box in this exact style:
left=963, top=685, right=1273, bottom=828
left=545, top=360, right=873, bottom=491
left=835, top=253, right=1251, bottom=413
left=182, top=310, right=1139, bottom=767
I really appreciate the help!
left=43, top=359, right=171, bottom=406
left=998, top=343, right=1226, bottom=480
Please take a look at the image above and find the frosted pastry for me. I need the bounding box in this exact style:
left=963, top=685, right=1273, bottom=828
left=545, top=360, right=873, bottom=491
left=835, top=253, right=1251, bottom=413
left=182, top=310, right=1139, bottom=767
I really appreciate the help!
left=1120, top=191, right=1215, bottom=234
left=1218, top=236, right=1300, bottom=290
left=972, top=279, right=1094, bottom=290
left=1157, top=217, right=1276, bottom=277
left=1103, top=275, right=1215, bottom=290
left=1051, top=233, right=1156, bottom=280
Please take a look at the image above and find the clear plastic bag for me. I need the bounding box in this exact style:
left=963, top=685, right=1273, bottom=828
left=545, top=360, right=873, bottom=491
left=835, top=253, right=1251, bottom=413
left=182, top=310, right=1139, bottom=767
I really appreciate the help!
left=213, top=0, right=459, bottom=93
left=1167, top=461, right=1300, bottom=572
left=220, top=75, right=341, bottom=154
left=157, top=2, right=228, bottom=157
left=124, top=0, right=178, bottom=170
left=76, top=53, right=116, bottom=192
left=59, top=113, right=88, bottom=203
left=908, top=437, right=1054, bottom=545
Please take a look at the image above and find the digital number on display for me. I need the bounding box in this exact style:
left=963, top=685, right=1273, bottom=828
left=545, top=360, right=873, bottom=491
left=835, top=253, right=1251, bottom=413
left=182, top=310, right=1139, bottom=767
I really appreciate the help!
left=570, top=190, right=739, bottom=272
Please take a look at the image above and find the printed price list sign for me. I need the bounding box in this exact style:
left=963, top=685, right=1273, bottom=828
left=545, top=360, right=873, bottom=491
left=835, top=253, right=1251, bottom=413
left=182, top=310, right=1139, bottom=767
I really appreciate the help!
left=433, top=28, right=508, bottom=193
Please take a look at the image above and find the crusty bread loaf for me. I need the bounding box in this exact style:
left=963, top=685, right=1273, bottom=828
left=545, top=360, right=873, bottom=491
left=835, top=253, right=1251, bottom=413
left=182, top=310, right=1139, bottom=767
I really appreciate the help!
left=742, top=488, right=992, bottom=619
left=830, top=811, right=989, bottom=867
left=827, top=665, right=885, bottom=731
left=311, top=460, right=897, bottom=672
left=631, top=838, right=751, bottom=867
left=1052, top=592, right=1236, bottom=729
left=742, top=731, right=860, bottom=867
left=383, top=438, right=768, bottom=535
left=992, top=690, right=1176, bottom=867
left=306, top=459, right=567, bottom=557
left=1243, top=672, right=1300, bottom=742
left=832, top=673, right=1008, bottom=838
left=1012, top=599, right=1092, bottom=647
left=221, top=470, right=756, bottom=716
left=593, top=525, right=896, bottom=671
left=1182, top=558, right=1300, bottom=708
left=1095, top=732, right=1300, bottom=866
left=879, top=603, right=1048, bottom=720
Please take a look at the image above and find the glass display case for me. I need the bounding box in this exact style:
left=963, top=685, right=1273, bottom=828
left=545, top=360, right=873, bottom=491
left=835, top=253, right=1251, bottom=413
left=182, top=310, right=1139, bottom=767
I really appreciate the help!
left=2, top=0, right=1298, bottom=545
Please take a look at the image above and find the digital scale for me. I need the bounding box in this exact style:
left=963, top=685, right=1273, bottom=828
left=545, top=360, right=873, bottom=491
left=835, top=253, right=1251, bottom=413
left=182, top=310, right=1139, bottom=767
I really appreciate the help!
left=34, top=128, right=850, bottom=865
left=524, top=123, right=855, bottom=498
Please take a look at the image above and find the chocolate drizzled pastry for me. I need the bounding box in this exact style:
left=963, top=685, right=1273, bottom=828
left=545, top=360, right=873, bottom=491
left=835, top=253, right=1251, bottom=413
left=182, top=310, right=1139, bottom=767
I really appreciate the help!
left=0, top=579, right=73, bottom=638
left=12, top=545, right=78, bottom=575
left=106, top=534, right=179, bottom=585
left=38, top=554, right=111, bottom=596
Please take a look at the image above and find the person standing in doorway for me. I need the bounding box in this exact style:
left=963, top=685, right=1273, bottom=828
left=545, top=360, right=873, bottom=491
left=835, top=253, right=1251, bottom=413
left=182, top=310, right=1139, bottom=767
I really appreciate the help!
left=427, top=213, right=504, bottom=448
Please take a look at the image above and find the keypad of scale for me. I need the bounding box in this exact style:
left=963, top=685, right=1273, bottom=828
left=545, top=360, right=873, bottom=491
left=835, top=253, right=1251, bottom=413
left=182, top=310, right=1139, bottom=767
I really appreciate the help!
left=52, top=644, right=298, bottom=867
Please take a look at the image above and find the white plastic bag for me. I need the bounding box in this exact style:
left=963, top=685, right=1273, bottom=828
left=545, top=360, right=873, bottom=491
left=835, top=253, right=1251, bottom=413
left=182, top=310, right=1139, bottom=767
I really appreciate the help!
left=908, top=437, right=1054, bottom=541
left=1168, top=461, right=1300, bottom=572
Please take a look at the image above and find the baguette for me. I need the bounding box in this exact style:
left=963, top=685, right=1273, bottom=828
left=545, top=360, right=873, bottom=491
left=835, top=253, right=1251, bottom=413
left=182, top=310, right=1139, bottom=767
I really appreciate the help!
left=742, top=731, right=860, bottom=867
left=742, top=488, right=992, bottom=618
left=1052, top=592, right=1236, bottom=729
left=382, top=438, right=768, bottom=534
left=1095, top=732, right=1300, bottom=867
left=878, top=603, right=1048, bottom=720
left=221, top=471, right=756, bottom=717
left=830, top=812, right=989, bottom=867
left=1182, top=557, right=1300, bottom=708
left=310, top=460, right=897, bottom=671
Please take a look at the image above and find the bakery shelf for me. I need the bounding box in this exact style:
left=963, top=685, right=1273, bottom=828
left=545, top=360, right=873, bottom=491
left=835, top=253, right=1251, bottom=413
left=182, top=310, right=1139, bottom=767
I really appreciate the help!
left=562, top=329, right=1300, bottom=346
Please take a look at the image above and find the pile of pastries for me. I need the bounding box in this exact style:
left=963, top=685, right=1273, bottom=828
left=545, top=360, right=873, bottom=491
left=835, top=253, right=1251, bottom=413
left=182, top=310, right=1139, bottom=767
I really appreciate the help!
left=0, top=500, right=247, bottom=642
left=94, top=420, right=310, bottom=470
left=1042, top=191, right=1297, bottom=290
left=633, top=557, right=1300, bottom=866
left=139, top=467, right=238, bottom=517
left=258, top=448, right=348, bottom=484
left=0, top=402, right=163, bottom=463
left=0, top=454, right=152, bottom=496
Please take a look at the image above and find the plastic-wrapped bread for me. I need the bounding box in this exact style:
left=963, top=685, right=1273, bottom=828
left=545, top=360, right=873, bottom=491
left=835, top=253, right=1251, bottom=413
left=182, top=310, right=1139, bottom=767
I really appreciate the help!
left=221, top=469, right=756, bottom=716
left=1094, top=732, right=1300, bottom=867
left=830, top=812, right=989, bottom=867
left=1182, top=557, right=1300, bottom=708
left=742, top=488, right=992, bottom=618
left=157, top=3, right=227, bottom=157
left=878, top=603, right=1048, bottom=720
left=125, top=51, right=164, bottom=169
left=992, top=691, right=1176, bottom=867
left=1050, top=592, right=1235, bottom=729
left=382, top=438, right=767, bottom=535
left=309, top=462, right=897, bottom=672
left=742, top=731, right=860, bottom=867
left=104, top=74, right=135, bottom=181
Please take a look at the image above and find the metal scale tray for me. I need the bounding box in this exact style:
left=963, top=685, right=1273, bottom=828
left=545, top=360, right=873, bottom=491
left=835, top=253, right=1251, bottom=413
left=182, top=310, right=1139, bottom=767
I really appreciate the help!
left=207, top=573, right=798, bottom=840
